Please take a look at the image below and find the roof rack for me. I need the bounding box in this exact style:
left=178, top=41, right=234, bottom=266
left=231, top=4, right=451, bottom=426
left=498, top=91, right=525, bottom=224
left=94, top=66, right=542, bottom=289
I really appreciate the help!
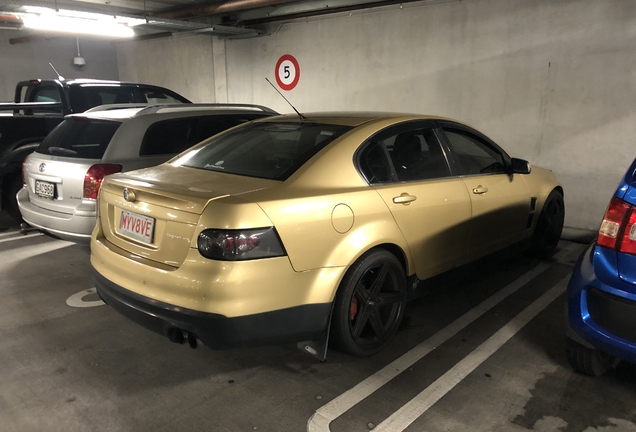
left=85, top=103, right=278, bottom=116
left=84, top=103, right=152, bottom=113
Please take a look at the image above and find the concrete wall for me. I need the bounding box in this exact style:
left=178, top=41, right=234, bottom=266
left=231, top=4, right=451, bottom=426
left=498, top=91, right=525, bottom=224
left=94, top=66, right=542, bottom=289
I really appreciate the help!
left=0, top=31, right=118, bottom=101
left=116, top=0, right=636, bottom=233
left=225, top=0, right=636, bottom=233
left=116, top=34, right=215, bottom=103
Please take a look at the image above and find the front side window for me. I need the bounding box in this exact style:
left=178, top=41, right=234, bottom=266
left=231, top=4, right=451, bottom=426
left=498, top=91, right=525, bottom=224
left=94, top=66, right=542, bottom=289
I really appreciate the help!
left=173, top=122, right=352, bottom=180
left=443, top=129, right=506, bottom=175
left=38, top=117, right=121, bottom=159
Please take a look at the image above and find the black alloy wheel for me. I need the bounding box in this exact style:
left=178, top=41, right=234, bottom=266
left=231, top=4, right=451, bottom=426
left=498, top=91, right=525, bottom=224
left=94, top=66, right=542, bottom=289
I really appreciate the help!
left=530, top=189, right=565, bottom=257
left=331, top=249, right=407, bottom=357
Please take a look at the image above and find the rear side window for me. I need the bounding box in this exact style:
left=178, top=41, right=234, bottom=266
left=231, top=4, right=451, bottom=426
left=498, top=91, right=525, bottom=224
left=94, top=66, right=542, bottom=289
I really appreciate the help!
left=140, top=114, right=268, bottom=156
left=173, top=122, right=352, bottom=180
left=26, top=85, right=62, bottom=114
left=30, top=85, right=61, bottom=103
left=38, top=117, right=121, bottom=159
left=358, top=142, right=392, bottom=184
left=142, top=89, right=184, bottom=104
left=69, top=86, right=138, bottom=112
left=357, top=124, right=450, bottom=184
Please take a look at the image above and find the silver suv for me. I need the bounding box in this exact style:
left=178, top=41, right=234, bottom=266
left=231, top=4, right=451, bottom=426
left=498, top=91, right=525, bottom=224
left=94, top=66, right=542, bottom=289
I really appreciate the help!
left=17, top=103, right=276, bottom=242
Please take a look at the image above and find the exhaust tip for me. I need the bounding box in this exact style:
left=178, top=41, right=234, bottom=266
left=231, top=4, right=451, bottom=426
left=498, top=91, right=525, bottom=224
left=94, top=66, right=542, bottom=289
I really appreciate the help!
left=187, top=332, right=198, bottom=349
left=167, top=328, right=185, bottom=344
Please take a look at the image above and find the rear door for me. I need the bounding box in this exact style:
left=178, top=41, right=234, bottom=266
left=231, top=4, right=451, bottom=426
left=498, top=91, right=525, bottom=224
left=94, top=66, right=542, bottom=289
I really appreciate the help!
left=357, top=121, right=472, bottom=279
left=24, top=117, right=121, bottom=214
left=439, top=123, right=531, bottom=258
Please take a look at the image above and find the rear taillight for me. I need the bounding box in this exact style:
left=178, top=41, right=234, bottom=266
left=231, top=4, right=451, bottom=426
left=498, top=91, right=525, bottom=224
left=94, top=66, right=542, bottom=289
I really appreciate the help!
left=197, top=227, right=286, bottom=261
left=621, top=209, right=636, bottom=255
left=597, top=197, right=636, bottom=255
left=83, top=164, right=122, bottom=200
left=21, top=155, right=29, bottom=185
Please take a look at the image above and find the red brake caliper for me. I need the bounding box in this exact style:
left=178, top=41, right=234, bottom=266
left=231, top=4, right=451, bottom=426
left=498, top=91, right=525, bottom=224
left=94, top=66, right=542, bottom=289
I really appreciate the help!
left=350, top=296, right=358, bottom=321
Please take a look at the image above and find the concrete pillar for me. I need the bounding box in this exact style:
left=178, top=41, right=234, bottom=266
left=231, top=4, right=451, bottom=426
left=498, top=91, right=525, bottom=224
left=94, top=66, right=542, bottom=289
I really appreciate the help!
left=212, top=37, right=228, bottom=103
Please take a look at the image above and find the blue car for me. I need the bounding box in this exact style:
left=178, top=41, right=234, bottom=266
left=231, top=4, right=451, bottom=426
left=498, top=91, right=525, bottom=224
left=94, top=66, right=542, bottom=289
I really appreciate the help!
left=566, top=157, right=636, bottom=375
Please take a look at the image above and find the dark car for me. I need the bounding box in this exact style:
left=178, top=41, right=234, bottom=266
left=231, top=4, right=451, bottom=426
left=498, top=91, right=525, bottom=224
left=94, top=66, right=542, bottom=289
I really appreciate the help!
left=566, top=157, right=636, bottom=375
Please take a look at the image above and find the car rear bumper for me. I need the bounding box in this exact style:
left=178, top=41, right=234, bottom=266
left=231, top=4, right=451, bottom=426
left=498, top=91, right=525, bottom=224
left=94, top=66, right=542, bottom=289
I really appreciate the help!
left=566, top=242, right=636, bottom=364
left=93, top=268, right=332, bottom=349
left=17, top=187, right=95, bottom=242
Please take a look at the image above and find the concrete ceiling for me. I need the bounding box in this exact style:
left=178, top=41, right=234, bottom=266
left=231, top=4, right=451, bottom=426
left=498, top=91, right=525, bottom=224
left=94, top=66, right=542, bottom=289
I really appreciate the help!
left=0, top=0, right=438, bottom=41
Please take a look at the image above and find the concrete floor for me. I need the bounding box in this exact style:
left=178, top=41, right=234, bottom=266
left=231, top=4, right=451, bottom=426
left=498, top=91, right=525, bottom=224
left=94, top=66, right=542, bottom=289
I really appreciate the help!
left=1, top=211, right=635, bottom=432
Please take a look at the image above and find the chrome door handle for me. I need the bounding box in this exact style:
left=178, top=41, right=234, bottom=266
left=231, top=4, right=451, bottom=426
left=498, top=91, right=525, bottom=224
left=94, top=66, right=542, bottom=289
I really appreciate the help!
left=472, top=185, right=488, bottom=195
left=393, top=193, right=417, bottom=205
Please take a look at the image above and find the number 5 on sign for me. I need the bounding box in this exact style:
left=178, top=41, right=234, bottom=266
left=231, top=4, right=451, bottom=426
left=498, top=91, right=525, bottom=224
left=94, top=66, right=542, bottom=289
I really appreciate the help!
left=275, top=54, right=300, bottom=91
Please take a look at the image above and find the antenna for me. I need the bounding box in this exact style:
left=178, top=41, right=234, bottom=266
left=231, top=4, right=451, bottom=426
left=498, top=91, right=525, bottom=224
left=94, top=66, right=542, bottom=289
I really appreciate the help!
left=49, top=62, right=65, bottom=81
left=265, top=77, right=305, bottom=121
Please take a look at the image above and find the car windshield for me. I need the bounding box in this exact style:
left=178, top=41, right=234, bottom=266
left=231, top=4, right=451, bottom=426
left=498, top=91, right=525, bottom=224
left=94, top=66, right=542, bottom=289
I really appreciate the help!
left=38, top=117, right=122, bottom=159
left=172, top=121, right=353, bottom=180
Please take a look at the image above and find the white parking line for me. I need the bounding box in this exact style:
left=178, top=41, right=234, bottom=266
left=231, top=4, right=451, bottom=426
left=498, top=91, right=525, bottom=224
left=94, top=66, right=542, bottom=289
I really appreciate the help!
left=372, top=276, right=569, bottom=432
left=306, top=261, right=552, bottom=432
left=307, top=243, right=583, bottom=432
left=0, top=230, right=21, bottom=238
left=0, top=232, right=43, bottom=243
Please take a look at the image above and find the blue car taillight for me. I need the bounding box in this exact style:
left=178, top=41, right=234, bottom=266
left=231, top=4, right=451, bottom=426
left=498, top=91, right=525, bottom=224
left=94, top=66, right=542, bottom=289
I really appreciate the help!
left=197, top=227, right=286, bottom=261
left=597, top=197, right=636, bottom=255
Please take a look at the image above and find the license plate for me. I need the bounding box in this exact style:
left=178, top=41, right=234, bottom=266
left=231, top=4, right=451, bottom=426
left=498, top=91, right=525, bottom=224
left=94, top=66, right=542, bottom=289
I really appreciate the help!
left=118, top=210, right=155, bottom=244
left=35, top=180, right=55, bottom=198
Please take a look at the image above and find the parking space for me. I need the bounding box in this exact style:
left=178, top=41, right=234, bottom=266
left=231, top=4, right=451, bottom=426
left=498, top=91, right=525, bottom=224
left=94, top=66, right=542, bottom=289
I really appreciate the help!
left=1, top=212, right=635, bottom=432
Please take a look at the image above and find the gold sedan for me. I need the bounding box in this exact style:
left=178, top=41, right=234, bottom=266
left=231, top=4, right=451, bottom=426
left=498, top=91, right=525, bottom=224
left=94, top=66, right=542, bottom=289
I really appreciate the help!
left=91, top=113, right=564, bottom=358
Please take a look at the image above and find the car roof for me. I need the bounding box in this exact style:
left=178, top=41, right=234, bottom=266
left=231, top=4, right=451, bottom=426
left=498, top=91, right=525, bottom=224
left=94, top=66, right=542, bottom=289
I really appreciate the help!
left=68, top=103, right=277, bottom=121
left=256, top=112, right=465, bottom=127
left=63, top=79, right=175, bottom=87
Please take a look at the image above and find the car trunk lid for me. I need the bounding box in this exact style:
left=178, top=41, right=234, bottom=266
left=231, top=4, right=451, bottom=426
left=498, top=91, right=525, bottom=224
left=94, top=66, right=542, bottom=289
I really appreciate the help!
left=24, top=152, right=99, bottom=215
left=97, top=164, right=277, bottom=268
left=23, top=116, right=122, bottom=214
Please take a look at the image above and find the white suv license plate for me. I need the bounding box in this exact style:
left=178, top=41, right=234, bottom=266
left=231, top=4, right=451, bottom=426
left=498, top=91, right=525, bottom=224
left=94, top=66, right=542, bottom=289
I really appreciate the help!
left=35, top=180, right=55, bottom=198
left=118, top=210, right=155, bottom=244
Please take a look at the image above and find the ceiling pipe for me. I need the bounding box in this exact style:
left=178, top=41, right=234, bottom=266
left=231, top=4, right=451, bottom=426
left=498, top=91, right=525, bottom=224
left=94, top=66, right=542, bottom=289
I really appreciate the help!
left=0, top=13, right=21, bottom=22
left=9, top=34, right=59, bottom=45
left=239, top=0, right=432, bottom=25
left=156, top=0, right=301, bottom=19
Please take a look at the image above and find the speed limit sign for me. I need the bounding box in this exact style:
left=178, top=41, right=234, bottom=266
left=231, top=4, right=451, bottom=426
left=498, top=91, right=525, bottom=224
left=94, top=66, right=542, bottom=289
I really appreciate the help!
left=275, top=54, right=300, bottom=91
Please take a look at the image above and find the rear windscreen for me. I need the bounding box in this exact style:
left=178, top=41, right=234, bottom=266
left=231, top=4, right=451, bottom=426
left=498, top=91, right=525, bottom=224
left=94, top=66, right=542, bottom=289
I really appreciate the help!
left=139, top=114, right=269, bottom=156
left=38, top=117, right=121, bottom=159
left=172, top=121, right=353, bottom=181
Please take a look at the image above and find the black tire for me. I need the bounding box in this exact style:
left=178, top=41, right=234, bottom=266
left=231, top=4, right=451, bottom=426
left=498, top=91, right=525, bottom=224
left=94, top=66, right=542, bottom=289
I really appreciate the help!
left=5, top=175, right=24, bottom=223
left=566, top=338, right=614, bottom=376
left=530, top=189, right=564, bottom=257
left=331, top=249, right=407, bottom=357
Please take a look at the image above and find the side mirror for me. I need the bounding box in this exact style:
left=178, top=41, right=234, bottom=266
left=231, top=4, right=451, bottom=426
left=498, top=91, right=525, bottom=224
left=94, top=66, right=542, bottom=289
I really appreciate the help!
left=511, top=158, right=531, bottom=174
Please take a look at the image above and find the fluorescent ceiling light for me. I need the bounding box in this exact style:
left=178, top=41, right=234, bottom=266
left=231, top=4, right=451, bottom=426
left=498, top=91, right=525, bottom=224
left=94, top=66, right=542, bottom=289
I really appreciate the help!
left=20, top=7, right=144, bottom=38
